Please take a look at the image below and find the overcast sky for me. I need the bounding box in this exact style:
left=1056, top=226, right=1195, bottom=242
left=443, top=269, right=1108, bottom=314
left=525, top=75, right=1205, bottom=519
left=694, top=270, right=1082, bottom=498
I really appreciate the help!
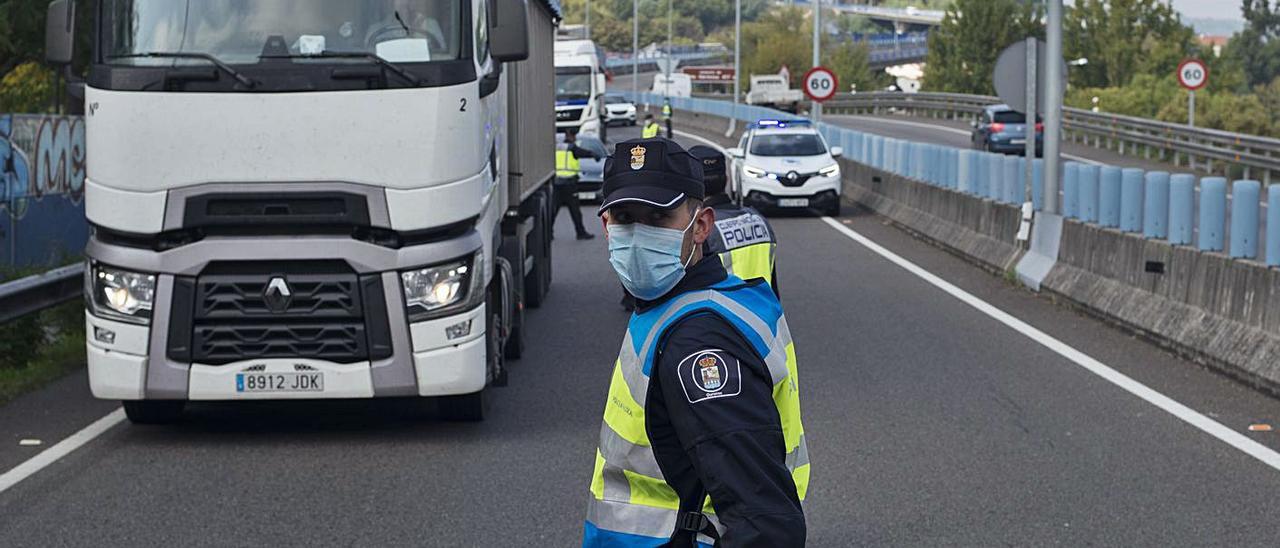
left=1168, top=0, right=1242, bottom=21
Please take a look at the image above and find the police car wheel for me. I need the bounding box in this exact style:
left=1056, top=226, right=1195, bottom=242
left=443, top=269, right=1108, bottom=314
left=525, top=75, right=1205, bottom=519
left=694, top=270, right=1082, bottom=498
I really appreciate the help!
left=826, top=201, right=841, bottom=217
left=122, top=401, right=185, bottom=425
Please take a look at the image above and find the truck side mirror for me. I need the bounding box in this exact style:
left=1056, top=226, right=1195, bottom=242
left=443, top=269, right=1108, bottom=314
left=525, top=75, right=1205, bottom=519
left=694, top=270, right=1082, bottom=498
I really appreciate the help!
left=45, top=0, right=76, bottom=66
left=489, top=0, right=530, bottom=62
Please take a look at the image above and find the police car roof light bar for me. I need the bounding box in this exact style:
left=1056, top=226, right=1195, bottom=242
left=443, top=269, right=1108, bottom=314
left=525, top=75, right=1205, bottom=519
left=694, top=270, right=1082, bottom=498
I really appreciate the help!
left=751, top=119, right=812, bottom=130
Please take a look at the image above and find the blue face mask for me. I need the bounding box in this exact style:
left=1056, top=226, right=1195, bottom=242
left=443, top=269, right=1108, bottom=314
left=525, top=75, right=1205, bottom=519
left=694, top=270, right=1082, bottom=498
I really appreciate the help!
left=607, top=210, right=700, bottom=301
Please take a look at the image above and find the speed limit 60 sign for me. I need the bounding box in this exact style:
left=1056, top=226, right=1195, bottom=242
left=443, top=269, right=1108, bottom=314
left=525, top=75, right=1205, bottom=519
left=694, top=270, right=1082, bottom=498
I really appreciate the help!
left=1177, top=59, right=1208, bottom=90
left=803, top=67, right=838, bottom=102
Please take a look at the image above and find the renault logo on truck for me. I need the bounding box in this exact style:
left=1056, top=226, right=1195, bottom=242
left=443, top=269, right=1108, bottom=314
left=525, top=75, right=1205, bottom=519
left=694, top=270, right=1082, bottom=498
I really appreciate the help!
left=264, top=277, right=293, bottom=313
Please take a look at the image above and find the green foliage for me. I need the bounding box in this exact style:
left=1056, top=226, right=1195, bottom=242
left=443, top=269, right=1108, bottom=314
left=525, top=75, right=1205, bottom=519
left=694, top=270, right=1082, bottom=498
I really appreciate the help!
left=562, top=0, right=771, bottom=47
left=1228, top=0, right=1280, bottom=88
left=1065, top=0, right=1198, bottom=89
left=0, top=0, right=48, bottom=76
left=922, top=0, right=1041, bottom=94
left=0, top=302, right=86, bottom=404
left=0, top=61, right=55, bottom=113
left=1067, top=72, right=1278, bottom=138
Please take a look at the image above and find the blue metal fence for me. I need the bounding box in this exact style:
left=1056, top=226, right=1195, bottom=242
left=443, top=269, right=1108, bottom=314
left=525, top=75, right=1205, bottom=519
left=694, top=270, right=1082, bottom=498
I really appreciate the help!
left=1, top=114, right=89, bottom=269
left=631, top=92, right=1280, bottom=268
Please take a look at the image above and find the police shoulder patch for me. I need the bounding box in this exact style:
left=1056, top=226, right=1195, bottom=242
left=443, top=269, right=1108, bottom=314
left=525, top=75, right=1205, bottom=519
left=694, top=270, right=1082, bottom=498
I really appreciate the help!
left=714, top=213, right=772, bottom=251
left=677, top=349, right=742, bottom=404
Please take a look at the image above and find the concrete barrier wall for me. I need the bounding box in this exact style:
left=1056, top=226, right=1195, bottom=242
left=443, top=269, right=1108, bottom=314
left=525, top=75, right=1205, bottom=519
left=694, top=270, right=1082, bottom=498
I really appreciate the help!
left=665, top=104, right=1280, bottom=394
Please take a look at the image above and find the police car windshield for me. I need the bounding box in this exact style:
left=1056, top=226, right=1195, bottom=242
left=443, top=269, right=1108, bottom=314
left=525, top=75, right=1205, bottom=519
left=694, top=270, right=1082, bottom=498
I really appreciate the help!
left=749, top=134, right=826, bottom=157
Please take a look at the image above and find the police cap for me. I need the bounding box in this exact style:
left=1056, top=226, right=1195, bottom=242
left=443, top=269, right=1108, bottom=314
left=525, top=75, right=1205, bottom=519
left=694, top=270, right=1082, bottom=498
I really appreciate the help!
left=688, top=145, right=727, bottom=196
left=598, top=137, right=704, bottom=214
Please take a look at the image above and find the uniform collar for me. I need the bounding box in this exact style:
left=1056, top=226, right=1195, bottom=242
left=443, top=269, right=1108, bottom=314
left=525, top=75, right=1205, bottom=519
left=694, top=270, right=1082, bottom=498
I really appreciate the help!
left=704, top=194, right=732, bottom=208
left=635, top=256, right=728, bottom=313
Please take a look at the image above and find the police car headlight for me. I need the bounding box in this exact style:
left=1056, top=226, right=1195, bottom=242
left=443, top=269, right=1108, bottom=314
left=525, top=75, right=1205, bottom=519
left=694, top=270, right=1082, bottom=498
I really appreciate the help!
left=742, top=165, right=768, bottom=178
left=401, top=253, right=485, bottom=322
left=819, top=163, right=840, bottom=178
left=88, top=262, right=156, bottom=325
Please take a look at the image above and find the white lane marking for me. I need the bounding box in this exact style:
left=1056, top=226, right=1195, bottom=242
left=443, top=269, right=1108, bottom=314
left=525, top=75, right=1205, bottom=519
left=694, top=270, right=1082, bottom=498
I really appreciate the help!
left=818, top=216, right=1280, bottom=472
left=832, top=115, right=1105, bottom=165
left=0, top=409, right=126, bottom=495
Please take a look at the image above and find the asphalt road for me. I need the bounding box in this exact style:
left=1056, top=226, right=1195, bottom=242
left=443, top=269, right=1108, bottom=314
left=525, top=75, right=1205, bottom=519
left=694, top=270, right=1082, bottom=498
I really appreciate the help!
left=3, top=128, right=1280, bottom=546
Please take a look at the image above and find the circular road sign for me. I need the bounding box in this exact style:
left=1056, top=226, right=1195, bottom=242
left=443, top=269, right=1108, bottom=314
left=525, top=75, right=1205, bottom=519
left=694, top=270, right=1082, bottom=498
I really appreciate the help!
left=1177, top=59, right=1208, bottom=91
left=803, top=67, right=838, bottom=102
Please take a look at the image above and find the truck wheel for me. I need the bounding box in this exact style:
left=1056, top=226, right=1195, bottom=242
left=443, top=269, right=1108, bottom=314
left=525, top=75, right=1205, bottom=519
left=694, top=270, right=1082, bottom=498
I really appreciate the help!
left=504, top=311, right=525, bottom=359
left=524, top=197, right=550, bottom=308
left=122, top=401, right=185, bottom=424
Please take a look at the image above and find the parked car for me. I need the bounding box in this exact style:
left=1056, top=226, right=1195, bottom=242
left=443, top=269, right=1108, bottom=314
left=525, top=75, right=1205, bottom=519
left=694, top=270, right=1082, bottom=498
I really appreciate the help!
left=602, top=94, right=636, bottom=126
left=971, top=104, right=1043, bottom=156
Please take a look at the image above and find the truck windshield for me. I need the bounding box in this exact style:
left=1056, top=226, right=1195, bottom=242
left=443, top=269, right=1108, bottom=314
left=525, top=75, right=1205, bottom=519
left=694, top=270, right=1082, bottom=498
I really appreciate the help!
left=103, top=0, right=464, bottom=66
left=556, top=66, right=593, bottom=101
left=749, top=134, right=827, bottom=157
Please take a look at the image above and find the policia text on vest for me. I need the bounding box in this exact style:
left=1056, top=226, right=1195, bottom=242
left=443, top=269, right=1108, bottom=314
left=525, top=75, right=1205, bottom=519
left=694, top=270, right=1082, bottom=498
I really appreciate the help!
left=586, top=137, right=807, bottom=546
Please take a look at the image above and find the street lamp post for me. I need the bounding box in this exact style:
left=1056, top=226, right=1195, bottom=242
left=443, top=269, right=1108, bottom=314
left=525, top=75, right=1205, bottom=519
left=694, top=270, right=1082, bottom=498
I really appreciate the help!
left=728, top=0, right=741, bottom=137
left=585, top=0, right=590, bottom=41
left=812, top=0, right=822, bottom=122
left=632, top=0, right=639, bottom=96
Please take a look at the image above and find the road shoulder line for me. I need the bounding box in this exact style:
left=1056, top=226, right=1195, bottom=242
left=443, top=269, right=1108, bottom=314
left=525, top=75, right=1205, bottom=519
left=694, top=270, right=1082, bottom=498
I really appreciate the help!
left=819, top=216, right=1280, bottom=473
left=0, top=409, right=125, bottom=495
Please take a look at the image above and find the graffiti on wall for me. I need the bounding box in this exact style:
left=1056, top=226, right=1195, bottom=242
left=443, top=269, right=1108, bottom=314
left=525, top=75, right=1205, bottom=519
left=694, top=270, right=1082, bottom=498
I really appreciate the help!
left=1, top=114, right=86, bottom=220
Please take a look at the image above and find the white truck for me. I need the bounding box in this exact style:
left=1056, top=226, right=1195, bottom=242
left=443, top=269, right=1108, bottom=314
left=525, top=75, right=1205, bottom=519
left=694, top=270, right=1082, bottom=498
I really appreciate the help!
left=746, top=74, right=803, bottom=113
left=45, top=0, right=561, bottom=423
left=554, top=38, right=606, bottom=134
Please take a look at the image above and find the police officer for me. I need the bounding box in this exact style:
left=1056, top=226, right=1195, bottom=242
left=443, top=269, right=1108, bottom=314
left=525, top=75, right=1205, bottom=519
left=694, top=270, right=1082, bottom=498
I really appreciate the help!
left=662, top=98, right=674, bottom=138
left=641, top=113, right=661, bottom=139
left=689, top=145, right=780, bottom=297
left=554, top=130, right=599, bottom=240
left=584, top=137, right=809, bottom=546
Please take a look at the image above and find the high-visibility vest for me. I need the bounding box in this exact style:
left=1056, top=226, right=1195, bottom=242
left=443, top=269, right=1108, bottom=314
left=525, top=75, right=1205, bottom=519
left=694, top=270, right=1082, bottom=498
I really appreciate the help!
left=705, top=204, right=778, bottom=290
left=556, top=143, right=581, bottom=178
left=642, top=122, right=661, bottom=138
left=584, top=276, right=809, bottom=546
left=662, top=104, right=672, bottom=119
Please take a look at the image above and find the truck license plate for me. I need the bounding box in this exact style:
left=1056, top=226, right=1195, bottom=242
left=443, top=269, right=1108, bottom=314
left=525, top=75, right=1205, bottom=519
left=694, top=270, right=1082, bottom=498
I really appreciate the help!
left=778, top=198, right=810, bottom=207
left=236, top=372, right=324, bottom=393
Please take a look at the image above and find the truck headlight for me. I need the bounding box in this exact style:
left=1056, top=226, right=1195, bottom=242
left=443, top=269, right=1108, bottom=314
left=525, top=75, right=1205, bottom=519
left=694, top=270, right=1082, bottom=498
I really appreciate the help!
left=88, top=262, right=157, bottom=325
left=401, top=253, right=485, bottom=322
left=819, top=163, right=840, bottom=178
left=742, top=165, right=768, bottom=178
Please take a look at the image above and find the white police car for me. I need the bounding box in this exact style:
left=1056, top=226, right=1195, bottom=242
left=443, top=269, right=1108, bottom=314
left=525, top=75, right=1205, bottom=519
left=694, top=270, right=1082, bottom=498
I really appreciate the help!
left=726, top=120, right=843, bottom=216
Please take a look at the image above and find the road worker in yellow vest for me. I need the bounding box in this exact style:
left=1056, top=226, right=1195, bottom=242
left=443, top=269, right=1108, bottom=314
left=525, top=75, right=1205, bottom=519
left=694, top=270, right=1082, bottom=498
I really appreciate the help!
left=584, top=136, right=809, bottom=546
left=662, top=98, right=674, bottom=138
left=690, top=145, right=780, bottom=297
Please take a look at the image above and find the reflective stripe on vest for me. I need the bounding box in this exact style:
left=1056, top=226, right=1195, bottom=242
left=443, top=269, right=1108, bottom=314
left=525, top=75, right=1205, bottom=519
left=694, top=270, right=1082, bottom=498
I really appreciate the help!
left=719, top=242, right=776, bottom=285
left=584, top=276, right=809, bottom=547
left=556, top=145, right=581, bottom=178
left=642, top=123, right=661, bottom=138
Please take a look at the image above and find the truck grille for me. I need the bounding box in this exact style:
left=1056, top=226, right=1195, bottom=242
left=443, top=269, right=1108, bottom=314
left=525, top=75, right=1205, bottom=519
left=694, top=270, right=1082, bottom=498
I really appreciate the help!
left=170, top=262, right=393, bottom=365
left=557, top=108, right=584, bottom=122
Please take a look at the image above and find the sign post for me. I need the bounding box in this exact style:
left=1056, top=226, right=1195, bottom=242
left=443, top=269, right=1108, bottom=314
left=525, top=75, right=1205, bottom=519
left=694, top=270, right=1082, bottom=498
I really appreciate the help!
left=803, top=66, right=838, bottom=123
left=1177, top=59, right=1208, bottom=127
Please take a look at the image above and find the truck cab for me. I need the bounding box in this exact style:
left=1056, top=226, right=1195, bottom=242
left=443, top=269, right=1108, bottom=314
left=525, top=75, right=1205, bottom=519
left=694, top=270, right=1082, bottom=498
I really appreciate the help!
left=554, top=39, right=605, bottom=135
left=47, top=0, right=560, bottom=423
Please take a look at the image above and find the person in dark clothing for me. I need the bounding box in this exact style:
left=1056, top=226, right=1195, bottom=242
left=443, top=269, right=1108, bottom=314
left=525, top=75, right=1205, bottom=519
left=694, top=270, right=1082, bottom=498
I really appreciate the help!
left=554, top=130, right=600, bottom=240
left=584, top=136, right=809, bottom=547
left=690, top=145, right=781, bottom=298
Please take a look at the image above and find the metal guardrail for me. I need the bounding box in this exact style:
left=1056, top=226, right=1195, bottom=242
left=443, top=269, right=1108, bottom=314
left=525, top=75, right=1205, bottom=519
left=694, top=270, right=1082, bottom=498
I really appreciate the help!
left=0, top=263, right=83, bottom=324
left=823, top=92, right=1280, bottom=184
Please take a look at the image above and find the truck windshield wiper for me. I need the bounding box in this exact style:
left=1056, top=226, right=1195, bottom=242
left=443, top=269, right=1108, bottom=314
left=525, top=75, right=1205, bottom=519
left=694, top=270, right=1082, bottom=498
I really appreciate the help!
left=260, top=51, right=423, bottom=86
left=108, top=52, right=258, bottom=88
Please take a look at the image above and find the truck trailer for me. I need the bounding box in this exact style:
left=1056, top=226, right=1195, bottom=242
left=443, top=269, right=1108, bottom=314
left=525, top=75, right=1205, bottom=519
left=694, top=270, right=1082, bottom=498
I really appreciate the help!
left=45, top=0, right=561, bottom=423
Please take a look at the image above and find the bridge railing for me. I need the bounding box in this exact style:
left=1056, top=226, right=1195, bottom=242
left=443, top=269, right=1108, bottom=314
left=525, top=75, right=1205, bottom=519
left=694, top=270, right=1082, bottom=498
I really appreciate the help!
left=822, top=92, right=1280, bottom=184
left=625, top=91, right=1280, bottom=268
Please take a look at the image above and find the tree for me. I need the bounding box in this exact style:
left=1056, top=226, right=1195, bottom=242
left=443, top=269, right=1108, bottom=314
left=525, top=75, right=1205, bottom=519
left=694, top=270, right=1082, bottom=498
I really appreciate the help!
left=1226, top=0, right=1280, bottom=88
left=1065, top=0, right=1198, bottom=89
left=922, top=0, right=1041, bottom=94
left=827, top=41, right=885, bottom=93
